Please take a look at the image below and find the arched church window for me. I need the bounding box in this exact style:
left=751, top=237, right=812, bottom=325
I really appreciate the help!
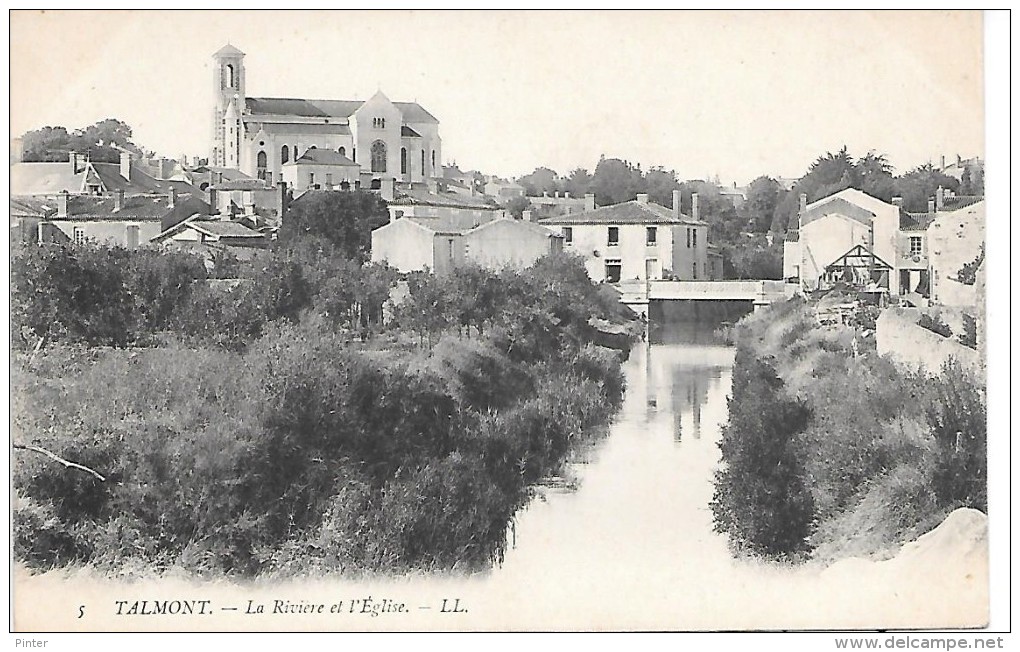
left=400, top=148, right=407, bottom=175
left=225, top=64, right=235, bottom=89
left=281, top=145, right=289, bottom=164
left=432, top=150, right=436, bottom=169
left=421, top=150, right=425, bottom=175
left=257, top=151, right=268, bottom=181
left=338, top=147, right=346, bottom=158
left=371, top=141, right=387, bottom=173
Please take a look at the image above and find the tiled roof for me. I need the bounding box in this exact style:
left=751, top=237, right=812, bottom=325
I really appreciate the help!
left=391, top=188, right=501, bottom=210
left=539, top=200, right=704, bottom=226
left=188, top=220, right=265, bottom=238
left=246, top=97, right=439, bottom=124
left=900, top=211, right=938, bottom=232
left=210, top=179, right=272, bottom=190
left=785, top=229, right=800, bottom=242
left=940, top=195, right=983, bottom=212
left=286, top=148, right=359, bottom=166
left=10, top=196, right=57, bottom=217
left=55, top=194, right=212, bottom=224
left=468, top=218, right=563, bottom=239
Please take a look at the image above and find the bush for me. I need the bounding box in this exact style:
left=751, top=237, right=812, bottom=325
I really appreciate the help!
left=917, top=312, right=952, bottom=338
left=711, top=352, right=815, bottom=559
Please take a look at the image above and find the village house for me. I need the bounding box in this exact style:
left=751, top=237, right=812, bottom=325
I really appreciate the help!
left=280, top=147, right=361, bottom=191
left=526, top=191, right=587, bottom=220
left=371, top=214, right=562, bottom=276
left=35, top=189, right=211, bottom=248
left=211, top=44, right=441, bottom=187
left=785, top=187, right=984, bottom=300
left=483, top=177, right=526, bottom=204
left=11, top=149, right=204, bottom=200
left=539, top=191, right=712, bottom=283
left=386, top=183, right=505, bottom=224
left=927, top=200, right=985, bottom=307
left=10, top=196, right=56, bottom=243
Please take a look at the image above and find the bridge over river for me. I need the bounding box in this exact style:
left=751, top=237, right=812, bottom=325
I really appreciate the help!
left=615, top=279, right=799, bottom=316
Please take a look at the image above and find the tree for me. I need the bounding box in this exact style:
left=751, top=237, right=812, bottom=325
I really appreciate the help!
left=21, top=119, right=146, bottom=163
left=279, top=190, right=389, bottom=261
left=591, top=157, right=646, bottom=205
left=506, top=196, right=532, bottom=220
left=563, top=168, right=593, bottom=198
left=711, top=353, right=815, bottom=559
left=893, top=164, right=961, bottom=212
left=743, top=176, right=782, bottom=234
left=517, top=167, right=559, bottom=197
left=644, top=167, right=680, bottom=207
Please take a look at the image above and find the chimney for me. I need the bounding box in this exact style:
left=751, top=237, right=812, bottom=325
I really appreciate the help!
left=120, top=150, right=132, bottom=181
left=168, top=187, right=177, bottom=209
left=543, top=191, right=549, bottom=198
left=277, top=181, right=288, bottom=219
left=585, top=193, right=596, bottom=211
left=57, top=190, right=68, bottom=218
left=69, top=150, right=80, bottom=173
left=564, top=191, right=571, bottom=199
left=521, top=209, right=532, bottom=222
left=936, top=186, right=945, bottom=211
left=636, top=193, right=649, bottom=205
left=891, top=196, right=903, bottom=207
left=554, top=191, right=560, bottom=198
left=208, top=188, right=218, bottom=215
left=940, top=155, right=946, bottom=170
left=799, top=192, right=808, bottom=215
left=692, top=193, right=700, bottom=221
left=114, top=189, right=125, bottom=212
left=381, top=177, right=395, bottom=202
left=672, top=189, right=681, bottom=220
left=927, top=197, right=936, bottom=214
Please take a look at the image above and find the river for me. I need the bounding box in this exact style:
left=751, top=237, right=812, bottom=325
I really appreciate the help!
left=12, top=322, right=986, bottom=632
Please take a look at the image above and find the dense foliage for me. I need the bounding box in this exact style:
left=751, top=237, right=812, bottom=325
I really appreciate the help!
left=19, top=119, right=148, bottom=163
left=711, top=299, right=986, bottom=562
left=12, top=240, right=634, bottom=576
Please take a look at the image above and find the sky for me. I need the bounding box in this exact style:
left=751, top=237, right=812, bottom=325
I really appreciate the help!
left=10, top=9, right=988, bottom=184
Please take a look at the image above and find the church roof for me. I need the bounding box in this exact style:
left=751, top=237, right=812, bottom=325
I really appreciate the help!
left=286, top=148, right=359, bottom=167
left=214, top=43, right=245, bottom=57
left=246, top=97, right=439, bottom=124
left=249, top=122, right=352, bottom=136
left=539, top=199, right=704, bottom=226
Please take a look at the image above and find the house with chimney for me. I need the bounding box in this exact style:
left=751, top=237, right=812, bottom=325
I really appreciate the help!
left=783, top=186, right=984, bottom=299
left=11, top=149, right=203, bottom=200
left=386, top=182, right=505, bottom=224
left=527, top=191, right=588, bottom=220
left=539, top=191, right=712, bottom=283
left=36, top=188, right=211, bottom=248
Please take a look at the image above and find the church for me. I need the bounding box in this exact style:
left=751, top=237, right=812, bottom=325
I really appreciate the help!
left=211, top=44, right=442, bottom=189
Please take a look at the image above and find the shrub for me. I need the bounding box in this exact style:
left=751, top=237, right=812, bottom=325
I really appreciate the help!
left=711, top=352, right=815, bottom=559
left=917, top=312, right=952, bottom=338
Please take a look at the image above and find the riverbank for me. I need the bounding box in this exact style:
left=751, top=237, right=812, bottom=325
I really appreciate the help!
left=12, top=250, right=639, bottom=578
left=13, top=330, right=986, bottom=631
left=711, top=297, right=987, bottom=563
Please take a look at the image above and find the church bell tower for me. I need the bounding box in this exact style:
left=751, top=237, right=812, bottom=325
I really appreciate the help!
left=211, top=43, right=246, bottom=167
